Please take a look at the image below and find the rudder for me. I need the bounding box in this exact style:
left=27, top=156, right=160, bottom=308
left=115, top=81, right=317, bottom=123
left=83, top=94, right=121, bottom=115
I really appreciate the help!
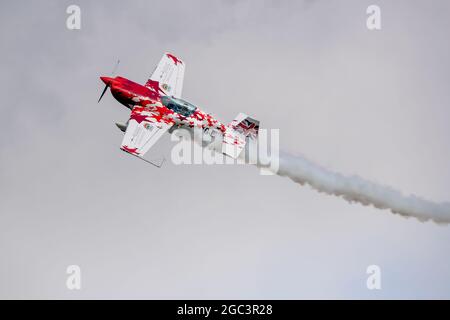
left=222, top=113, right=260, bottom=159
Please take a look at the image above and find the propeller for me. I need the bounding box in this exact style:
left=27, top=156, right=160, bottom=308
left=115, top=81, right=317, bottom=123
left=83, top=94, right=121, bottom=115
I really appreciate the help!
left=98, top=83, right=109, bottom=103
left=98, top=59, right=120, bottom=103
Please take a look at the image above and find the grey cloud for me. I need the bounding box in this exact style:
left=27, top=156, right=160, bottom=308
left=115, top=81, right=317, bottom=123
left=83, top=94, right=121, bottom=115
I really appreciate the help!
left=0, top=0, right=450, bottom=299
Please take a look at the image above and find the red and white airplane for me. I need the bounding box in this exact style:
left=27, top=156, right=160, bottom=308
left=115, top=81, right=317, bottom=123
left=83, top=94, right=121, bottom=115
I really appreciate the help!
left=98, top=52, right=259, bottom=166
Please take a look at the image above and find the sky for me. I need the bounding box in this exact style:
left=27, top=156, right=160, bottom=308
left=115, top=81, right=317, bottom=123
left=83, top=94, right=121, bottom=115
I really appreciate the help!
left=1, top=0, right=450, bottom=299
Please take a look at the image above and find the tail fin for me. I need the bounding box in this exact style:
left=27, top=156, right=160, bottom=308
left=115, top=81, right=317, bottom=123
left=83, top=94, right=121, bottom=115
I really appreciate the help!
left=222, top=113, right=260, bottom=158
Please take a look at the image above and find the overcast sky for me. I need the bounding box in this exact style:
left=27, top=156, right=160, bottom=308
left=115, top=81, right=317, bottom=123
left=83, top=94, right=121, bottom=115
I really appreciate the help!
left=1, top=0, right=450, bottom=299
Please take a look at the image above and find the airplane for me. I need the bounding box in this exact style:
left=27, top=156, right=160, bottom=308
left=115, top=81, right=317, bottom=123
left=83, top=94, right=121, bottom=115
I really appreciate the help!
left=98, top=52, right=260, bottom=167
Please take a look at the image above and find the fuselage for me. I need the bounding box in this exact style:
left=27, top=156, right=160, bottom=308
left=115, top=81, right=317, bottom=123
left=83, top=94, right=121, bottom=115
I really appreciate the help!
left=100, top=76, right=226, bottom=134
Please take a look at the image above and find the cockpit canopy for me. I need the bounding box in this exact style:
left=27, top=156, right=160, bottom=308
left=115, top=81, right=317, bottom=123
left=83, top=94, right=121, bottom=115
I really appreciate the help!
left=160, top=96, right=197, bottom=117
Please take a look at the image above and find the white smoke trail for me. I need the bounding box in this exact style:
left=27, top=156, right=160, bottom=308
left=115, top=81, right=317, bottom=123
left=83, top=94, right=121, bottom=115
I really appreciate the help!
left=260, top=151, right=450, bottom=224
left=177, top=128, right=450, bottom=224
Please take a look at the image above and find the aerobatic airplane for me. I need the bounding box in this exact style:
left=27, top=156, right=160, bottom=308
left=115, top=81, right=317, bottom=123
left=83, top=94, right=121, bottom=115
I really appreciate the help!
left=98, top=52, right=259, bottom=166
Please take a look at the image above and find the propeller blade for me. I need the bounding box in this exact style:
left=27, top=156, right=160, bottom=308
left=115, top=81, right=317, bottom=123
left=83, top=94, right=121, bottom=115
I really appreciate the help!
left=98, top=59, right=119, bottom=103
left=98, top=84, right=109, bottom=103
left=111, top=59, right=120, bottom=75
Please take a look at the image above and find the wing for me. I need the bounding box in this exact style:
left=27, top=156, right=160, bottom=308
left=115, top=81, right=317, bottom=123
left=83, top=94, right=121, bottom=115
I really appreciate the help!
left=146, top=52, right=185, bottom=98
left=120, top=106, right=173, bottom=163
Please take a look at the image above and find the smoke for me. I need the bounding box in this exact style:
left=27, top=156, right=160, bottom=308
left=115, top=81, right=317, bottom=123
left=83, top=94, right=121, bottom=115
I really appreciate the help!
left=180, top=129, right=450, bottom=224
left=259, top=151, right=450, bottom=224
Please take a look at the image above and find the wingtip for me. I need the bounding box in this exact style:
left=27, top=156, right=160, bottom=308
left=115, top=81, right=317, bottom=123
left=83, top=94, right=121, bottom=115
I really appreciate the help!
left=145, top=157, right=165, bottom=168
left=121, top=148, right=165, bottom=168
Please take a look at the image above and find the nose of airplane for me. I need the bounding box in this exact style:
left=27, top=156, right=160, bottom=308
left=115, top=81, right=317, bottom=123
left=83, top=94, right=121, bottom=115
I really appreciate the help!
left=100, top=76, right=113, bottom=85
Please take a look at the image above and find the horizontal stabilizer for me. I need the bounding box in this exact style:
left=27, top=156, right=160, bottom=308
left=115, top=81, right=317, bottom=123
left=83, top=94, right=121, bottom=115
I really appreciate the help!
left=222, top=113, right=260, bottom=159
